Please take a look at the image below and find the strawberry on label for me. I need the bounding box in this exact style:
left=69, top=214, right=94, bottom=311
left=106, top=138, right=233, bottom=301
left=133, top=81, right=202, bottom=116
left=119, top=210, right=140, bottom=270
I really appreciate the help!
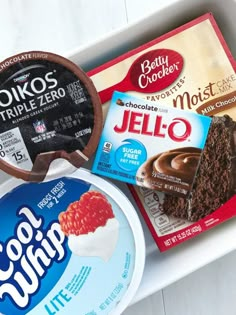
left=59, top=190, right=114, bottom=236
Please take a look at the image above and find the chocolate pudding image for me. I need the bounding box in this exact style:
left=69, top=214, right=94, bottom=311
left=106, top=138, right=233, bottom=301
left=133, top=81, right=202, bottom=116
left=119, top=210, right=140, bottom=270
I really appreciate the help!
left=137, top=147, right=202, bottom=195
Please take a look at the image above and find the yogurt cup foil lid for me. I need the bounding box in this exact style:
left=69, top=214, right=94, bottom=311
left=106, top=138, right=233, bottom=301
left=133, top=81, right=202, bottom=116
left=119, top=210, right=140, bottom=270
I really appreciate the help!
left=0, top=51, right=103, bottom=182
left=0, top=168, right=145, bottom=314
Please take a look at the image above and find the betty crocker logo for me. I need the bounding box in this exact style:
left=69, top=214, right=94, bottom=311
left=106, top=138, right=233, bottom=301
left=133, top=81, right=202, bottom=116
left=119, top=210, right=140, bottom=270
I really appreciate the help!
left=98, top=49, right=184, bottom=103
left=130, top=49, right=184, bottom=92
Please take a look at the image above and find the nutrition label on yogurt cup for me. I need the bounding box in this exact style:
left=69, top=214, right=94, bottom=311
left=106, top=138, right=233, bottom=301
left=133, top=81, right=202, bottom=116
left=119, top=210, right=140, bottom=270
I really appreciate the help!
left=0, top=127, right=32, bottom=170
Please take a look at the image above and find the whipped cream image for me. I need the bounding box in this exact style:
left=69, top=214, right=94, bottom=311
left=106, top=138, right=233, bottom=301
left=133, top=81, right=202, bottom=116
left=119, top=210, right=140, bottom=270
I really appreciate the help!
left=68, top=218, right=119, bottom=262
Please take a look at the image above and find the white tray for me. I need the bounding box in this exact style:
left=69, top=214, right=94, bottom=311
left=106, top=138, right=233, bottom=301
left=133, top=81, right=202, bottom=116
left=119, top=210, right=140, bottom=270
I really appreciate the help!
left=0, top=0, right=235, bottom=306
left=66, top=0, right=236, bottom=305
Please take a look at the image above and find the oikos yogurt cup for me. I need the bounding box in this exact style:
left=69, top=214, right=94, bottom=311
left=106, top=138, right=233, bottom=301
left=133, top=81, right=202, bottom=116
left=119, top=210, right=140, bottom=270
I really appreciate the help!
left=0, top=51, right=102, bottom=182
left=0, top=168, right=145, bottom=314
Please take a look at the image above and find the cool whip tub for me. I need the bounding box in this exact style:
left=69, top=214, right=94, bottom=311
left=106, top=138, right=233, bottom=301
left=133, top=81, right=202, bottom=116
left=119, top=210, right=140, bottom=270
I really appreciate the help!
left=0, top=168, right=145, bottom=314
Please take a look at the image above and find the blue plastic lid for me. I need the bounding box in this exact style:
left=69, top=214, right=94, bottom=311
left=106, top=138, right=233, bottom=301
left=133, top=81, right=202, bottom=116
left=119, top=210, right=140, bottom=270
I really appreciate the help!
left=0, top=168, right=145, bottom=314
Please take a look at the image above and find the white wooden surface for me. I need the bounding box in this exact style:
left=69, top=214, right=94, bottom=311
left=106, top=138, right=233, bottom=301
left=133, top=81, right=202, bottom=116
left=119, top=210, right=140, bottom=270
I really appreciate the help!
left=124, top=249, right=236, bottom=315
left=0, top=0, right=236, bottom=314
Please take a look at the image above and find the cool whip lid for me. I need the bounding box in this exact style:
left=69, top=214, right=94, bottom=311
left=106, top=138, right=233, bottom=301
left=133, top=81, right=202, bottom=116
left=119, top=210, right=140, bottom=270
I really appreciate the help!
left=0, top=51, right=102, bottom=182
left=0, top=168, right=145, bottom=314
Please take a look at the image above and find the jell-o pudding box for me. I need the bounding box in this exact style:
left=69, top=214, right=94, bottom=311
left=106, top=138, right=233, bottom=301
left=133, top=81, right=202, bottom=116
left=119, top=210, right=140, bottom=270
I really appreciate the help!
left=92, top=91, right=212, bottom=198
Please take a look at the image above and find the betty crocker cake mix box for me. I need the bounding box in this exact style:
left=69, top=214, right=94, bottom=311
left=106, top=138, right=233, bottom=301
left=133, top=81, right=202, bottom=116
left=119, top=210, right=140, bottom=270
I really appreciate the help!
left=88, top=13, right=236, bottom=251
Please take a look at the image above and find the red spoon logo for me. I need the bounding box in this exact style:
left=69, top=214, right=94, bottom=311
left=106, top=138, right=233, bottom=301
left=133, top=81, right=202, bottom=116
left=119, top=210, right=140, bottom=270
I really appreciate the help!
left=98, top=49, right=184, bottom=103
left=130, top=49, right=183, bottom=92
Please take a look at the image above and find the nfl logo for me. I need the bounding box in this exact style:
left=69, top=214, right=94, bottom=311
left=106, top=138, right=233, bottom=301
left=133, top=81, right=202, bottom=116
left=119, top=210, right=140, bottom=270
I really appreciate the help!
left=33, top=120, right=47, bottom=134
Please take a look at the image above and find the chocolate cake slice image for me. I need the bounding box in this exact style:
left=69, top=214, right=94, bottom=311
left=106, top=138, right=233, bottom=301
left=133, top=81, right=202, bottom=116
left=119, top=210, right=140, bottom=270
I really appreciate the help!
left=162, top=115, right=236, bottom=221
